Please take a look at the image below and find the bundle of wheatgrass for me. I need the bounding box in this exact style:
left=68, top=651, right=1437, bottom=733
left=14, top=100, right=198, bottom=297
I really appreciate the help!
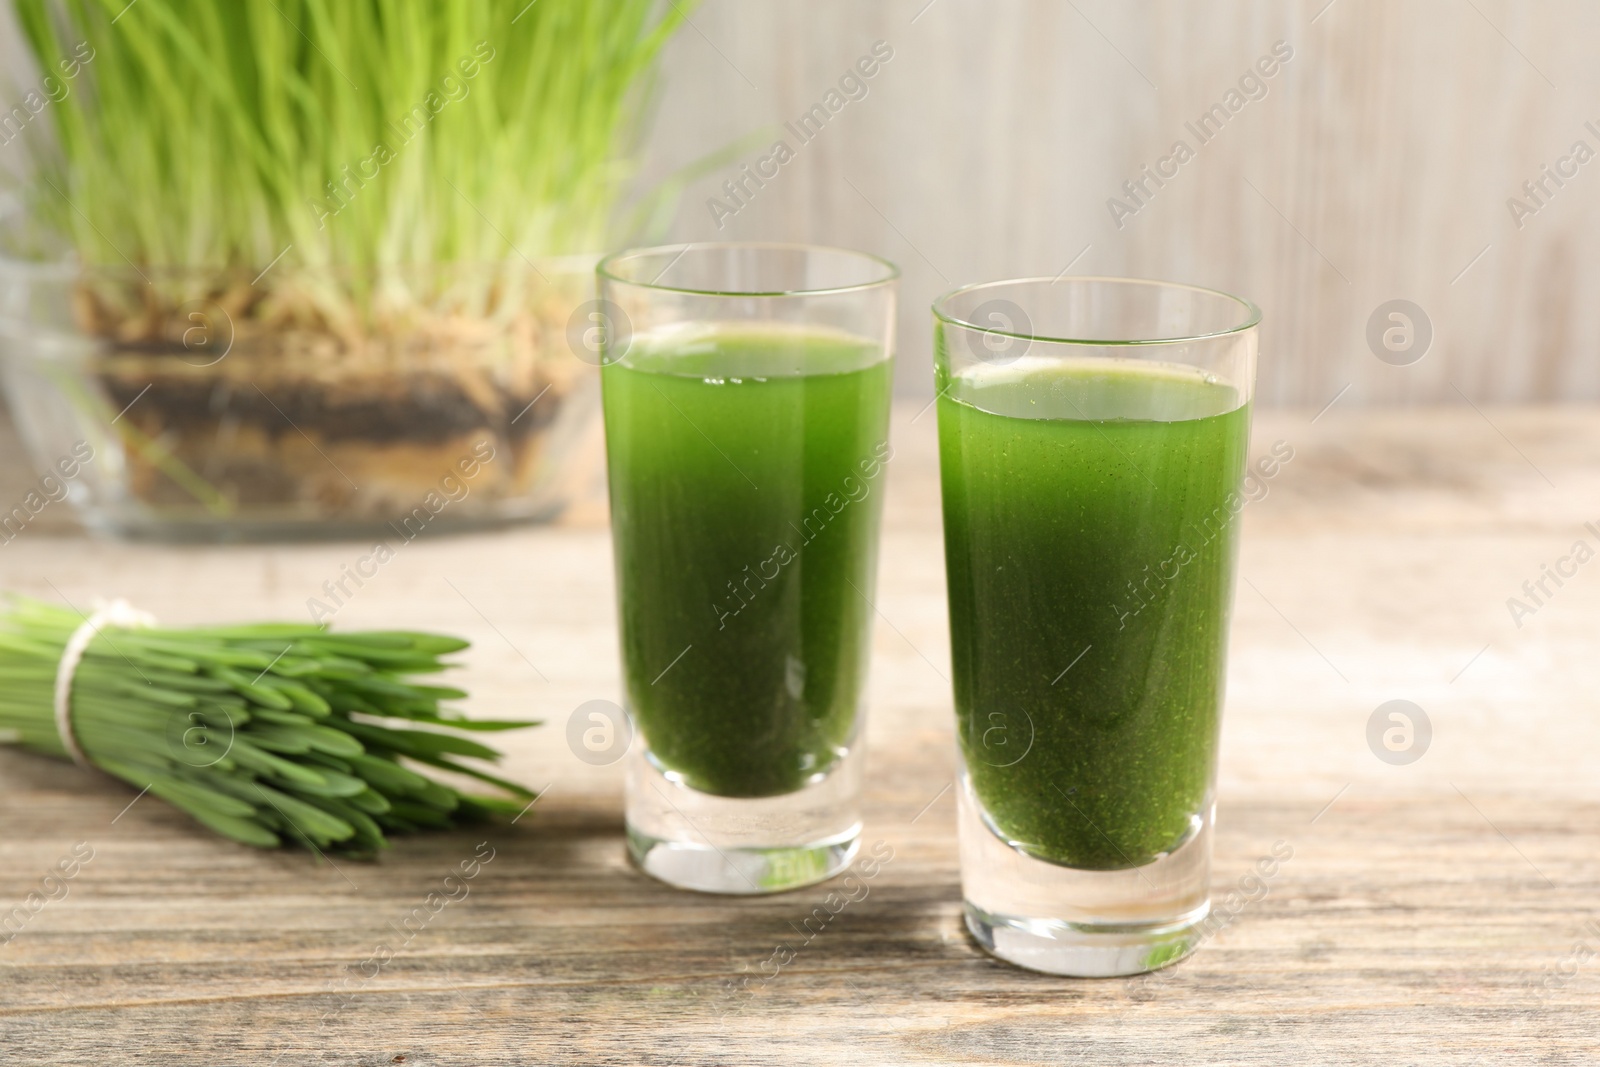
left=0, top=598, right=536, bottom=855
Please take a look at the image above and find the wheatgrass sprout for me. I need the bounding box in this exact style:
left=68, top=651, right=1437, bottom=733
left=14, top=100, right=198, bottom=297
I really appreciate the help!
left=7, top=0, right=689, bottom=327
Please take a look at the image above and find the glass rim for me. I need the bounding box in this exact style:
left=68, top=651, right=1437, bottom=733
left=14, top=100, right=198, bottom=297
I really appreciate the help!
left=932, top=275, right=1262, bottom=347
left=597, top=241, right=900, bottom=298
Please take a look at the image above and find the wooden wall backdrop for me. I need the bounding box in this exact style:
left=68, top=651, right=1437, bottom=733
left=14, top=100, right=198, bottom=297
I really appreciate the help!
left=0, top=0, right=1596, bottom=404
left=635, top=0, right=1600, bottom=404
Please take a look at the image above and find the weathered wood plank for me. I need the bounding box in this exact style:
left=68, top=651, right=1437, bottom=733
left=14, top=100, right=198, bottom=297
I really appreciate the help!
left=0, top=402, right=1597, bottom=1064
left=636, top=0, right=1600, bottom=406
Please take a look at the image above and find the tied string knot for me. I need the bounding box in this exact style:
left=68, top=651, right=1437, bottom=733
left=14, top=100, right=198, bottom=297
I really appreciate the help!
left=52, top=598, right=156, bottom=768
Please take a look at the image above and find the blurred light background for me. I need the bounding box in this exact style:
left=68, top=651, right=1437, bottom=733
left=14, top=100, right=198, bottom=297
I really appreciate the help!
left=632, top=0, right=1600, bottom=404
left=2, top=0, right=1595, bottom=405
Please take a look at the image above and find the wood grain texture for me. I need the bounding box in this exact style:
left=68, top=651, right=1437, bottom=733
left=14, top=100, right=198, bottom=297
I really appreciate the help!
left=1, top=399, right=1597, bottom=1064
left=2, top=0, right=1596, bottom=406
left=634, top=0, right=1600, bottom=405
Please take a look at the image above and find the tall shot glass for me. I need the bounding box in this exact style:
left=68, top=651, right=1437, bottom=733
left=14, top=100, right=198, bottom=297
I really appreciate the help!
left=597, top=243, right=898, bottom=894
left=932, top=277, right=1258, bottom=974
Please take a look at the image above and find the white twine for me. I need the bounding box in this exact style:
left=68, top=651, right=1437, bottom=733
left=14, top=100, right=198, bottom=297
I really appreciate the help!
left=52, top=599, right=156, bottom=768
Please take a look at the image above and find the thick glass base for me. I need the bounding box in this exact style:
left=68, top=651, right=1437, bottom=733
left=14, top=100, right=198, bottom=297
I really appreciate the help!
left=624, top=742, right=863, bottom=895
left=963, top=901, right=1209, bottom=978
left=958, top=769, right=1213, bottom=977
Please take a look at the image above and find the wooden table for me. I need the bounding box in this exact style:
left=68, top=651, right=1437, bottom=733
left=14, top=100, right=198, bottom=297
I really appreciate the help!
left=2, top=402, right=1597, bottom=1065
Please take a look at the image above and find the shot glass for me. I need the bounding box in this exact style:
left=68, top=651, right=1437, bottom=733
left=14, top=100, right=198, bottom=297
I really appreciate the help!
left=597, top=243, right=898, bottom=894
left=932, top=277, right=1258, bottom=975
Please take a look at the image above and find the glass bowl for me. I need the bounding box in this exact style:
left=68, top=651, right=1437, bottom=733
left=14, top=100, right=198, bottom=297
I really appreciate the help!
left=0, top=252, right=603, bottom=541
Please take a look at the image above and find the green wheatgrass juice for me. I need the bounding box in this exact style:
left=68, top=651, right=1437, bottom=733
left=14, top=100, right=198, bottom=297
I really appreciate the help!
left=602, top=321, right=892, bottom=798
left=936, top=353, right=1249, bottom=870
